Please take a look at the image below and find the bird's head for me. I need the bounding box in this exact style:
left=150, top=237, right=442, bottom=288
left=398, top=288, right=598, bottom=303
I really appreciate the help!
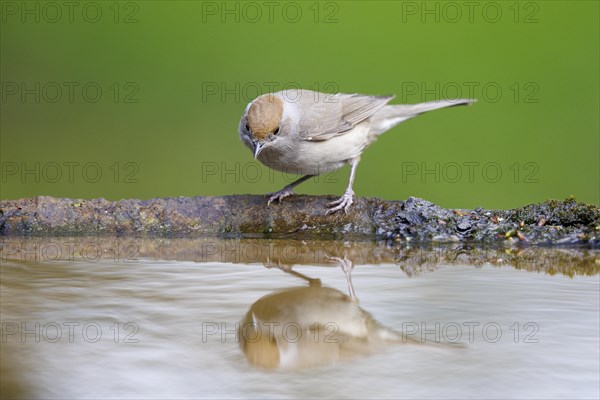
left=240, top=94, right=284, bottom=159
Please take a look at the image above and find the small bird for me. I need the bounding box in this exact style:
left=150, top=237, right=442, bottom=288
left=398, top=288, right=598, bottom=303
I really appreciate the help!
left=239, top=284, right=409, bottom=371
left=238, top=259, right=422, bottom=371
left=239, top=89, right=475, bottom=214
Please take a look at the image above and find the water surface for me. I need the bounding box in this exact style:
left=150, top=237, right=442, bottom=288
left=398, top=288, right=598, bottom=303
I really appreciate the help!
left=1, top=238, right=598, bottom=399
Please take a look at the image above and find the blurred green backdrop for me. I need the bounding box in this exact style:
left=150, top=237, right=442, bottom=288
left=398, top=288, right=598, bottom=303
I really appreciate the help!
left=1, top=1, right=598, bottom=209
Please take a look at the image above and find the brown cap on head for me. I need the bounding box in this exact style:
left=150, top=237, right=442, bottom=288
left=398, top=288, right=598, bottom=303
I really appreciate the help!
left=246, top=95, right=283, bottom=141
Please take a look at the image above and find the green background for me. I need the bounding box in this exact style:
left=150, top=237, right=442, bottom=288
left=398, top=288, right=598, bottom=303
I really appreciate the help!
left=1, top=0, right=598, bottom=209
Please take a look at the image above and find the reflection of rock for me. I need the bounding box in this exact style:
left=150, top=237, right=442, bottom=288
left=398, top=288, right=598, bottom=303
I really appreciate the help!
left=239, top=281, right=412, bottom=371
left=1, top=237, right=598, bottom=277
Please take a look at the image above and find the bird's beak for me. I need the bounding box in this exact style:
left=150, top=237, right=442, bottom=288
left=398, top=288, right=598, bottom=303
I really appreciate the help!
left=253, top=141, right=264, bottom=159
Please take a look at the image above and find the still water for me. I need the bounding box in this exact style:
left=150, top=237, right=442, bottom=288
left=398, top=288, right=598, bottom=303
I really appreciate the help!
left=1, top=238, right=599, bottom=399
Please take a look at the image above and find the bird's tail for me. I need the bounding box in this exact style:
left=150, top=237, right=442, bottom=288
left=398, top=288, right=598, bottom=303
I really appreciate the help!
left=370, top=99, right=476, bottom=136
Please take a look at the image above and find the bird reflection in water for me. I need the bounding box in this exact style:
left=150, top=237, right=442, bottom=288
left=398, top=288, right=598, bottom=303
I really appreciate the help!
left=239, top=257, right=422, bottom=371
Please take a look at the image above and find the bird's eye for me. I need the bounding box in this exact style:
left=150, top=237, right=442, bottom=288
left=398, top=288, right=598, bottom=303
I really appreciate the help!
left=273, top=127, right=280, bottom=135
left=245, top=123, right=250, bottom=132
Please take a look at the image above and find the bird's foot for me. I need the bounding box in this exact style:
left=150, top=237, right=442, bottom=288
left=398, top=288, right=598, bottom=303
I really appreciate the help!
left=326, top=190, right=354, bottom=214
left=264, top=259, right=293, bottom=272
left=326, top=256, right=353, bottom=273
left=266, top=186, right=294, bottom=205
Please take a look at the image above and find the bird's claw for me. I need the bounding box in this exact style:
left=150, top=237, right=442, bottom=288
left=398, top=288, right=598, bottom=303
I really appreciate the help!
left=326, top=256, right=353, bottom=273
left=326, top=190, right=354, bottom=214
left=266, top=187, right=294, bottom=205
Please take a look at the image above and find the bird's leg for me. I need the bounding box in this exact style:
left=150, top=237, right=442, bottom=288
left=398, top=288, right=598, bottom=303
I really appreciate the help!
left=326, top=158, right=359, bottom=214
left=284, top=269, right=322, bottom=287
left=264, top=261, right=322, bottom=286
left=328, top=256, right=357, bottom=302
left=267, top=175, right=314, bottom=205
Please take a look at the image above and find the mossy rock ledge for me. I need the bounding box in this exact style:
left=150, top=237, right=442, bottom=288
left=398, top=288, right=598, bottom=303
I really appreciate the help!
left=0, top=195, right=598, bottom=246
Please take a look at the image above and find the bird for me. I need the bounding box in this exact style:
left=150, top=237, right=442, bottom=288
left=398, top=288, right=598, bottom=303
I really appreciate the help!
left=238, top=89, right=475, bottom=214
left=238, top=259, right=419, bottom=371
left=239, top=284, right=409, bottom=371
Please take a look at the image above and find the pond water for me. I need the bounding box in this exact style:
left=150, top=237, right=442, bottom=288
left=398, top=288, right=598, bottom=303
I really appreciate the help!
left=1, top=237, right=599, bottom=399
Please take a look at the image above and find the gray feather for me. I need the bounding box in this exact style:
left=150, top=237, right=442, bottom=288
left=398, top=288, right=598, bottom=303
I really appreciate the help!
left=283, top=89, right=474, bottom=141
left=293, top=91, right=395, bottom=141
left=369, top=99, right=476, bottom=136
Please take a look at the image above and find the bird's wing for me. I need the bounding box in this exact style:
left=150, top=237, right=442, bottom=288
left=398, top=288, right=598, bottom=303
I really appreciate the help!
left=295, top=92, right=395, bottom=141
